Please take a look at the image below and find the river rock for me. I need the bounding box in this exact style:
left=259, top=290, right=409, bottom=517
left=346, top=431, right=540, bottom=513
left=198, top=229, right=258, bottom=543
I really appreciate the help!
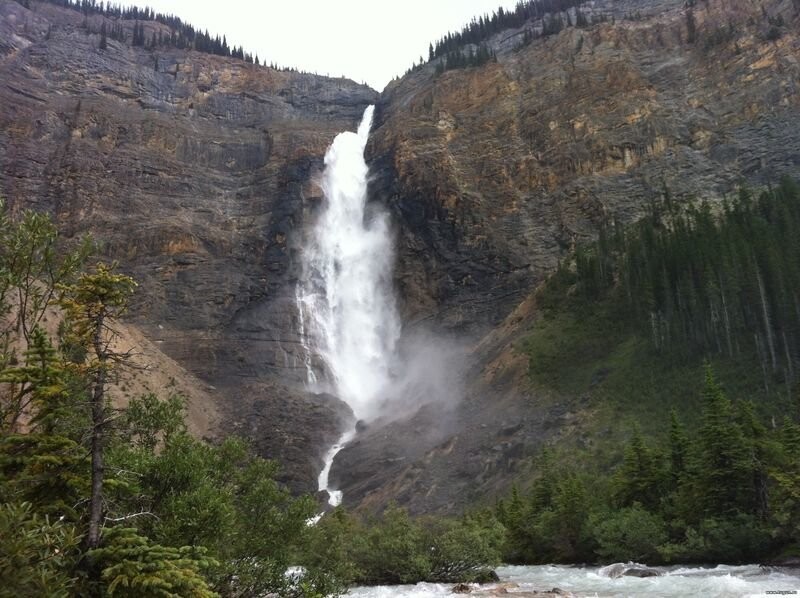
left=761, top=555, right=800, bottom=569
left=623, top=566, right=661, bottom=578
left=599, top=562, right=661, bottom=579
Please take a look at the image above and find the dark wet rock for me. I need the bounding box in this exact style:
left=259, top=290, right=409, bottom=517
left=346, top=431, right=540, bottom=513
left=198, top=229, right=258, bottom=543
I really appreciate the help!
left=599, top=562, right=661, bottom=579
left=452, top=583, right=472, bottom=593
left=623, top=567, right=661, bottom=578
left=472, top=570, right=500, bottom=583
left=761, top=556, right=800, bottom=569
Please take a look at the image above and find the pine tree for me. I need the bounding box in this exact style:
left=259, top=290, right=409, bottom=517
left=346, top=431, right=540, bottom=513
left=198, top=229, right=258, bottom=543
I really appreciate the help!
left=59, top=263, right=136, bottom=550
left=696, top=364, right=751, bottom=516
left=668, top=409, right=689, bottom=484
left=88, top=527, right=217, bottom=597
left=613, top=426, right=664, bottom=510
left=0, top=328, right=86, bottom=517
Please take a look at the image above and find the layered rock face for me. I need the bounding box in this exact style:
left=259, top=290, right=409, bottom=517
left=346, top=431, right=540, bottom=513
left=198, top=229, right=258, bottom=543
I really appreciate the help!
left=0, top=0, right=375, bottom=492
left=369, top=0, right=800, bottom=334
left=333, top=0, right=800, bottom=513
left=3, top=0, right=800, bottom=510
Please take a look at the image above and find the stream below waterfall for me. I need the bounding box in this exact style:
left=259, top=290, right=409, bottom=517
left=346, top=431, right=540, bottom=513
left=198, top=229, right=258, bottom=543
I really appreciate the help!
left=347, top=564, right=800, bottom=597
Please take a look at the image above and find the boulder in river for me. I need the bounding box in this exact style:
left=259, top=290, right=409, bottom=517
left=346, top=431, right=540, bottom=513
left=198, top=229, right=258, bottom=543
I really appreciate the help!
left=623, top=566, right=661, bottom=578
left=598, top=562, right=661, bottom=579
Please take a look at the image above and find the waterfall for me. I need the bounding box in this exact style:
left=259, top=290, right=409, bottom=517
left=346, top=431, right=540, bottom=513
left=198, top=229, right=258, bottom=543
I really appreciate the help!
left=296, top=105, right=401, bottom=506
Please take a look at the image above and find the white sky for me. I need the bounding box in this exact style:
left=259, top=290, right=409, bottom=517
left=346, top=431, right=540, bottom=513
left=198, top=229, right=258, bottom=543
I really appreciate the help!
left=128, top=0, right=519, bottom=91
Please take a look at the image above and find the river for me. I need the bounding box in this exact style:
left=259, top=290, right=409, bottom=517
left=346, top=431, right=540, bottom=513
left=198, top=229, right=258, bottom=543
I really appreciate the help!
left=347, top=564, right=800, bottom=597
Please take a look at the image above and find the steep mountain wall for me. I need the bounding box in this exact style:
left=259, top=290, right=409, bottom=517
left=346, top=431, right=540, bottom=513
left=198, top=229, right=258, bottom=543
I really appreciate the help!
left=369, top=0, right=800, bottom=335
left=0, top=0, right=376, bottom=492
left=3, top=0, right=800, bottom=509
left=334, top=0, right=800, bottom=513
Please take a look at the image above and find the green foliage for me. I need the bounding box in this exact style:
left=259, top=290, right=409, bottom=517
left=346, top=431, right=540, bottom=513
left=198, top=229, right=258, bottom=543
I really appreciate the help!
left=303, top=504, right=503, bottom=587
left=355, top=504, right=431, bottom=584
left=657, top=514, right=773, bottom=563
left=302, top=508, right=363, bottom=591
left=0, top=202, right=91, bottom=349
left=0, top=202, right=91, bottom=431
left=434, top=44, right=495, bottom=75
left=563, top=178, right=800, bottom=384
left=508, top=178, right=800, bottom=564
left=429, top=0, right=593, bottom=63
left=426, top=511, right=504, bottom=583
left=592, top=504, right=667, bottom=562
left=0, top=207, right=351, bottom=596
left=500, top=363, right=797, bottom=564
left=612, top=427, right=665, bottom=511
left=119, top=393, right=187, bottom=452
left=0, top=502, right=81, bottom=598
left=32, top=0, right=262, bottom=64
left=58, top=261, right=137, bottom=349
left=87, top=527, right=216, bottom=597
left=694, top=366, right=752, bottom=516
left=497, top=458, right=596, bottom=564
left=0, top=328, right=87, bottom=517
left=105, top=402, right=337, bottom=597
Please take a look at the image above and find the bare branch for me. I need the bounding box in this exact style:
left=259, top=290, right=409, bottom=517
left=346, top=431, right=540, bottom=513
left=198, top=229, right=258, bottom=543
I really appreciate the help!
left=104, top=511, right=160, bottom=523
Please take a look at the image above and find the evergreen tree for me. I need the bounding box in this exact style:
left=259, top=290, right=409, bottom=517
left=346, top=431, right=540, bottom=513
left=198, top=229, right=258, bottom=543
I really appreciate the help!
left=59, top=263, right=137, bottom=551
left=668, top=409, right=689, bottom=484
left=613, top=427, right=664, bottom=511
left=695, top=365, right=751, bottom=516
left=0, top=328, right=87, bottom=517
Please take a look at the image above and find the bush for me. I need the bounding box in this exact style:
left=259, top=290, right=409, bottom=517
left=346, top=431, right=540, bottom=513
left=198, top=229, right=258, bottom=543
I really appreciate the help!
left=0, top=502, right=80, bottom=598
left=591, top=504, right=667, bottom=563
left=426, top=512, right=504, bottom=582
left=658, top=515, right=774, bottom=563
left=354, top=504, right=431, bottom=584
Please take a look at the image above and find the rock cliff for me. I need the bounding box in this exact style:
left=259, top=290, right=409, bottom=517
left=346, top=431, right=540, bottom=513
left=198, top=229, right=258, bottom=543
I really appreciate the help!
left=0, top=0, right=374, bottom=492
left=333, top=0, right=800, bottom=513
left=2, top=0, right=800, bottom=509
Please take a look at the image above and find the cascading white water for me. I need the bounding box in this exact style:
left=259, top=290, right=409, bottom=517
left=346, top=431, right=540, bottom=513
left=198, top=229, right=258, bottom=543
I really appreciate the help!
left=296, top=105, right=401, bottom=506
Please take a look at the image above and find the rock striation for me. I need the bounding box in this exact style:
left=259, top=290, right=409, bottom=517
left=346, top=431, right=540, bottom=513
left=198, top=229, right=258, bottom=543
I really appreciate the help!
left=2, top=0, right=800, bottom=506
left=334, top=0, right=800, bottom=512
left=0, top=0, right=376, bottom=492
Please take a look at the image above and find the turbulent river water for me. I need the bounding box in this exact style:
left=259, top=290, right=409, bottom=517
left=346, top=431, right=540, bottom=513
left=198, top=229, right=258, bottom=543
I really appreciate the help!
left=347, top=564, right=800, bottom=597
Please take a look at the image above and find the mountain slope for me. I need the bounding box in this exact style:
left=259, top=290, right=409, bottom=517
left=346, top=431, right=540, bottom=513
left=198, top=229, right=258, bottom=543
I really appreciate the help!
left=334, top=0, right=800, bottom=513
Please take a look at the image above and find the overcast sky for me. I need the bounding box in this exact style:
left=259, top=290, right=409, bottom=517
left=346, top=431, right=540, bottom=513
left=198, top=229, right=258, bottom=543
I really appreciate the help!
left=128, top=0, right=518, bottom=91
